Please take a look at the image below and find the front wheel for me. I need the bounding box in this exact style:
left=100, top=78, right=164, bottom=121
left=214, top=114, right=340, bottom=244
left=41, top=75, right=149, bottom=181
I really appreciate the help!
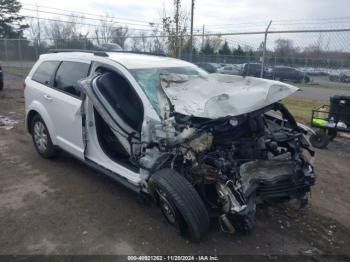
left=31, top=115, right=58, bottom=158
left=149, top=169, right=210, bottom=242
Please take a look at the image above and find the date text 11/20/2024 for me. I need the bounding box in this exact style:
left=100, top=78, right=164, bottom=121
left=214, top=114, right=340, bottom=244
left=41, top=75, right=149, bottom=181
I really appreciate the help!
left=127, top=255, right=220, bottom=261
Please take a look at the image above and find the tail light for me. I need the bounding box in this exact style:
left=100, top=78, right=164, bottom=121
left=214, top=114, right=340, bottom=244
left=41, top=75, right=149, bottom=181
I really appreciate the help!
left=22, top=82, right=26, bottom=90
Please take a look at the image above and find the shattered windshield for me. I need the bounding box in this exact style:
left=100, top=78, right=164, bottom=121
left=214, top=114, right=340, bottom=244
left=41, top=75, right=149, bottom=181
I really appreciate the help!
left=130, top=66, right=207, bottom=113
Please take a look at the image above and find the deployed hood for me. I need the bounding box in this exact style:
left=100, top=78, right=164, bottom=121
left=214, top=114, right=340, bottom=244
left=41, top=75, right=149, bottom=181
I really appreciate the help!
left=160, top=73, right=299, bottom=119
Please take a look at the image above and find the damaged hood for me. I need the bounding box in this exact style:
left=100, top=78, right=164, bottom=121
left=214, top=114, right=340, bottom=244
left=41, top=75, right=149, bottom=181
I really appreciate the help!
left=160, top=73, right=299, bottom=118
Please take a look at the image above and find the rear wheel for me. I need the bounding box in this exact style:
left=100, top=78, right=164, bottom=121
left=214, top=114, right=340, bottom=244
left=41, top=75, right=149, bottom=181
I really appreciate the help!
left=149, top=169, right=210, bottom=242
left=310, top=130, right=330, bottom=149
left=31, top=115, right=58, bottom=158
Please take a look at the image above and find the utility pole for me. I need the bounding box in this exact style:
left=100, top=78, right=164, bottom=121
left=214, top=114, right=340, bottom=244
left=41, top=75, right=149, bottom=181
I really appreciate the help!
left=202, top=24, right=205, bottom=49
left=175, top=0, right=180, bottom=58
left=36, top=2, right=41, bottom=57
left=260, top=20, right=272, bottom=78
left=189, top=0, right=195, bottom=61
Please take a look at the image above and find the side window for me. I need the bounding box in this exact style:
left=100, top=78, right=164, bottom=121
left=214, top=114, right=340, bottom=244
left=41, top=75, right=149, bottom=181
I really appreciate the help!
left=32, top=61, right=60, bottom=86
left=54, top=61, right=90, bottom=98
left=95, top=70, right=144, bottom=132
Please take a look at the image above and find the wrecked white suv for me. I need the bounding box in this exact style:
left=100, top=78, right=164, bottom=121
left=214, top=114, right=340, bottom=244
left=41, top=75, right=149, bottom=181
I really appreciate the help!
left=25, top=50, right=315, bottom=241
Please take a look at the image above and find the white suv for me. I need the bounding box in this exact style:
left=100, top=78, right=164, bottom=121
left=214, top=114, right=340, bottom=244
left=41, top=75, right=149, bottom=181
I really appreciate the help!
left=25, top=50, right=316, bottom=241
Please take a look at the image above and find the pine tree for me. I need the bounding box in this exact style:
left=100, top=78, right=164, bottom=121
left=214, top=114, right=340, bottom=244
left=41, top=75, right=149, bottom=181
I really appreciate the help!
left=200, top=39, right=215, bottom=55
left=0, top=0, right=28, bottom=38
left=218, top=41, right=231, bottom=55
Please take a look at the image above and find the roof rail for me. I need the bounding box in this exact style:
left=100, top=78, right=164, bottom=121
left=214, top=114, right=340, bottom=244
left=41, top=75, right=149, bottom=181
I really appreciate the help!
left=113, top=50, right=167, bottom=57
left=48, top=49, right=167, bottom=57
left=49, top=49, right=108, bottom=57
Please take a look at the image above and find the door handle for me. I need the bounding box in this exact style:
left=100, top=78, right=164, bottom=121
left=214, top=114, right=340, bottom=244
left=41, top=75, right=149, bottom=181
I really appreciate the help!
left=43, top=94, right=53, bottom=101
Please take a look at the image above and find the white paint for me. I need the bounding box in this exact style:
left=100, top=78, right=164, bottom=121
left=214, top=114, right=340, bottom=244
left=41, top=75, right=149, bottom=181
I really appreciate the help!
left=161, top=73, right=299, bottom=118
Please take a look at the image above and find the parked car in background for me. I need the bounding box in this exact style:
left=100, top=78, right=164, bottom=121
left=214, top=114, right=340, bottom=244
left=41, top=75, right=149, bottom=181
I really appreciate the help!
left=241, top=63, right=273, bottom=78
left=329, top=71, right=350, bottom=83
left=340, top=71, right=350, bottom=83
left=0, top=64, right=3, bottom=91
left=217, top=64, right=241, bottom=75
left=273, top=66, right=310, bottom=83
left=329, top=72, right=342, bottom=82
left=196, top=62, right=219, bottom=73
left=98, top=43, right=123, bottom=51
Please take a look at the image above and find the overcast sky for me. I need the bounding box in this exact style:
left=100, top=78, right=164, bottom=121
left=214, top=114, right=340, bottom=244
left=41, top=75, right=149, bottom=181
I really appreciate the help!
left=18, top=0, right=350, bottom=51
left=19, top=0, right=350, bottom=29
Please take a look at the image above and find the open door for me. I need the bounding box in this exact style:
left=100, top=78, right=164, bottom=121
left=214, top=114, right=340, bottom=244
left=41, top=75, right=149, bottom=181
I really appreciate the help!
left=80, top=67, right=144, bottom=158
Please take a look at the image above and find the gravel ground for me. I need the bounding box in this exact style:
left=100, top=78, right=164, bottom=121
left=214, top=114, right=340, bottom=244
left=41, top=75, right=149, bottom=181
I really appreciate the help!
left=0, top=73, right=350, bottom=259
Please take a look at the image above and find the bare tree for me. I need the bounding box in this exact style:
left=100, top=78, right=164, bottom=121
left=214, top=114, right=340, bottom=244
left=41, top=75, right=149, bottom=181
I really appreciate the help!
left=274, top=38, right=299, bottom=57
left=43, top=16, right=93, bottom=49
left=94, top=15, right=129, bottom=49
left=94, top=16, right=115, bottom=45
left=131, top=33, right=141, bottom=51
left=161, top=0, right=189, bottom=57
left=111, top=26, right=129, bottom=48
left=148, top=24, right=166, bottom=54
left=139, top=31, right=148, bottom=51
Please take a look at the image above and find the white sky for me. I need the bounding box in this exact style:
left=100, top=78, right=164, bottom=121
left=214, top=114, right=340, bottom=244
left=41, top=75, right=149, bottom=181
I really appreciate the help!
left=18, top=0, right=350, bottom=51
left=19, top=0, right=350, bottom=29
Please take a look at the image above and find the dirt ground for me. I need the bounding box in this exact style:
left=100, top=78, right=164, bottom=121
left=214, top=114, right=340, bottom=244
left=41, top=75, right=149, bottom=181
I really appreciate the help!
left=0, top=73, right=350, bottom=259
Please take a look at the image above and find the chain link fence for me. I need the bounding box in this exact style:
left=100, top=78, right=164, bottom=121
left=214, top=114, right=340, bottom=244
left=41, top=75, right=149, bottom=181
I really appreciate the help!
left=1, top=28, right=350, bottom=88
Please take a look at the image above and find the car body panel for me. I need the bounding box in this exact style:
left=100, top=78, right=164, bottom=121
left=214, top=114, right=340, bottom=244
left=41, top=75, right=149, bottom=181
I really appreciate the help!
left=159, top=73, right=299, bottom=118
left=25, top=58, right=88, bottom=159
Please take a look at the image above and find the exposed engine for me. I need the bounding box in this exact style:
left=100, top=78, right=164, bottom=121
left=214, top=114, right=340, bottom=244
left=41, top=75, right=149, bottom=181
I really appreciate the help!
left=138, top=102, right=315, bottom=233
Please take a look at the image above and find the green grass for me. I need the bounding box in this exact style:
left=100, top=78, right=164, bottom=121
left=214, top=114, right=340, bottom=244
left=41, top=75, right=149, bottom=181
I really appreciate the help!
left=3, top=66, right=30, bottom=75
left=295, top=82, right=350, bottom=91
left=282, top=97, right=327, bottom=124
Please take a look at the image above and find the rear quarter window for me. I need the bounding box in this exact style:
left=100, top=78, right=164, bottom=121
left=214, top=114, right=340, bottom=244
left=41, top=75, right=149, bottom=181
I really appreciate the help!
left=32, top=61, right=60, bottom=86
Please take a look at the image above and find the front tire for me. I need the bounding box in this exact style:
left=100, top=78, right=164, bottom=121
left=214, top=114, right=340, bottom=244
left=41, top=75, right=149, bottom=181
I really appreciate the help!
left=31, top=115, right=58, bottom=158
left=149, top=169, right=210, bottom=242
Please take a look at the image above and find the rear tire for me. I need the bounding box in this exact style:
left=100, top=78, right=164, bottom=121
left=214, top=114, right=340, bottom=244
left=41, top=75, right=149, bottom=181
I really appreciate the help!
left=149, top=169, right=210, bottom=242
left=31, top=115, right=58, bottom=159
left=310, top=130, right=330, bottom=149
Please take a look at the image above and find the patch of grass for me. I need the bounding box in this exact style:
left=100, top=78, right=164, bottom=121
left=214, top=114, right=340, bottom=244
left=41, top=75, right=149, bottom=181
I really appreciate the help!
left=3, top=67, right=30, bottom=75
left=282, top=97, right=327, bottom=124
left=295, top=83, right=350, bottom=91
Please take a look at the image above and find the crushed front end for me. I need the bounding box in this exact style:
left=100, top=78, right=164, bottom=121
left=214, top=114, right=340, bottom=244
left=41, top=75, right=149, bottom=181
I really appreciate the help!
left=138, top=101, right=315, bottom=233
left=131, top=73, right=316, bottom=234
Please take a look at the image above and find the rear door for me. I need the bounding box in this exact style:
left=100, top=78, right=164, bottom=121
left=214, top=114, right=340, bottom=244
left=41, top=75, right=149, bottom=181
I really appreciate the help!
left=49, top=60, right=91, bottom=158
